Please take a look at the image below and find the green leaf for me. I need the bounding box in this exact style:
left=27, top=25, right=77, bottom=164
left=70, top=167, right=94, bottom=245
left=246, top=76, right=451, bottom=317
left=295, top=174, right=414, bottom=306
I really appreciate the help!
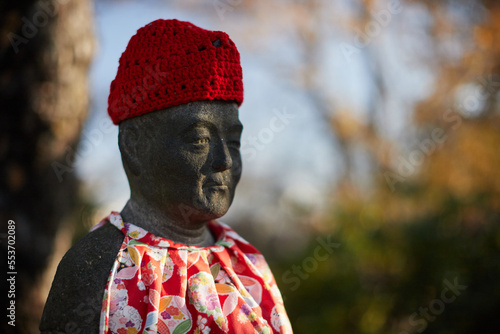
left=217, top=240, right=233, bottom=247
left=172, top=319, right=191, bottom=334
left=210, top=263, right=220, bottom=279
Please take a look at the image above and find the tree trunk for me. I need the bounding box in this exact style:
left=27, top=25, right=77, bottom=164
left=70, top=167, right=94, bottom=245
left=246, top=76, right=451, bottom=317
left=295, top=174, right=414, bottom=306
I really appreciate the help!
left=0, top=0, right=94, bottom=332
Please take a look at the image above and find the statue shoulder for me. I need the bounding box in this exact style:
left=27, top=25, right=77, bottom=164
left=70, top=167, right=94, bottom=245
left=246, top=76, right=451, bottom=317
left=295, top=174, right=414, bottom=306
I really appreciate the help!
left=40, top=222, right=124, bottom=333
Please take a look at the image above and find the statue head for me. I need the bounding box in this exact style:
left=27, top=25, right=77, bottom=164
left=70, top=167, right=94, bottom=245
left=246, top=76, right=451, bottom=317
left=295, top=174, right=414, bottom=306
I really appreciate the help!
left=108, top=19, right=244, bottom=226
left=118, top=100, right=243, bottom=224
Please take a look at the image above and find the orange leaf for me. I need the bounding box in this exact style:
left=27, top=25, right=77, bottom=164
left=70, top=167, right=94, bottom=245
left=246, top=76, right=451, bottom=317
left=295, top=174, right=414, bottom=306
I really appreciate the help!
left=216, top=283, right=235, bottom=294
left=160, top=296, right=173, bottom=311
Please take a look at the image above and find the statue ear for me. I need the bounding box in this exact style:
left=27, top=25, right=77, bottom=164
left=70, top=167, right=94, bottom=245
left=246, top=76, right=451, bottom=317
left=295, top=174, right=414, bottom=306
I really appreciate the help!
left=118, top=123, right=141, bottom=177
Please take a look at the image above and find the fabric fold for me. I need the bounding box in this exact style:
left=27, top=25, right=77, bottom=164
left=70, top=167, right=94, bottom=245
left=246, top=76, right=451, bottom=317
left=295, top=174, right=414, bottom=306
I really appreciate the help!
left=97, top=211, right=292, bottom=334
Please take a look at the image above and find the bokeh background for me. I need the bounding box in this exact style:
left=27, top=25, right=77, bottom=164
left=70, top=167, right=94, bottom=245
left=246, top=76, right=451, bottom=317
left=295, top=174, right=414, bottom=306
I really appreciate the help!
left=1, top=0, right=500, bottom=333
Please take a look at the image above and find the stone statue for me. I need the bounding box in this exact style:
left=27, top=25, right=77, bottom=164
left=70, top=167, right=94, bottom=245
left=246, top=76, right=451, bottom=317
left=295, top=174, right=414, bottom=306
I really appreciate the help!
left=40, top=19, right=293, bottom=333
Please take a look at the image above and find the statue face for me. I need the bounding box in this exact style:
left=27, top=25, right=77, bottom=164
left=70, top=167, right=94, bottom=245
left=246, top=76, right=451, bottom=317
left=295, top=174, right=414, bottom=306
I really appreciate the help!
left=126, top=101, right=243, bottom=224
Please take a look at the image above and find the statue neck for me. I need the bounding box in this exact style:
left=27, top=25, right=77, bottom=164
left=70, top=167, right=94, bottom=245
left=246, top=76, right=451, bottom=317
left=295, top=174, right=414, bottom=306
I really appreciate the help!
left=119, top=197, right=216, bottom=247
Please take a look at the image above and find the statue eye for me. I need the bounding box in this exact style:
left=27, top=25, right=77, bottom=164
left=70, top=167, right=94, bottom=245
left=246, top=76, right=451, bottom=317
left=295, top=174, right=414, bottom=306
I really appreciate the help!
left=193, top=138, right=210, bottom=145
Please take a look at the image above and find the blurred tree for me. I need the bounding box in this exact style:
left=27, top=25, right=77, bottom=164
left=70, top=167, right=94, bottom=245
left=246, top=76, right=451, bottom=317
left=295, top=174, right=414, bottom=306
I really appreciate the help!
left=0, top=0, right=94, bottom=333
left=268, top=0, right=500, bottom=333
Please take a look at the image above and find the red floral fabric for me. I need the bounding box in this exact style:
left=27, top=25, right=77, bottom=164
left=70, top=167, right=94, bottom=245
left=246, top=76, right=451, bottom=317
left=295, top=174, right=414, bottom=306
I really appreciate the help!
left=94, top=212, right=292, bottom=334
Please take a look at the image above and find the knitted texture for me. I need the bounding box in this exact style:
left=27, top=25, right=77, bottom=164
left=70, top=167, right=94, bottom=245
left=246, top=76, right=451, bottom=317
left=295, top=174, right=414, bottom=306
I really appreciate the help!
left=108, top=19, right=244, bottom=125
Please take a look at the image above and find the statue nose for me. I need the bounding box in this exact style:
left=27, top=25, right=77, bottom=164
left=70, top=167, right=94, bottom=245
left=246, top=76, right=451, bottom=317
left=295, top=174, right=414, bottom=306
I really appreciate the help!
left=212, top=139, right=233, bottom=171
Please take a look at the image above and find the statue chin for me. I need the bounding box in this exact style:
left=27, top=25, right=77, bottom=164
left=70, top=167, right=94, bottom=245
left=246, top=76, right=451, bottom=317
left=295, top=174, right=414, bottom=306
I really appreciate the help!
left=193, top=190, right=233, bottom=221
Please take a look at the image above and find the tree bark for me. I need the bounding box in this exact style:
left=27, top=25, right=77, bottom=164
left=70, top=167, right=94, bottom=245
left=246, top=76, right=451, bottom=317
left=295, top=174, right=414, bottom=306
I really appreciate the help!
left=0, top=0, right=94, bottom=332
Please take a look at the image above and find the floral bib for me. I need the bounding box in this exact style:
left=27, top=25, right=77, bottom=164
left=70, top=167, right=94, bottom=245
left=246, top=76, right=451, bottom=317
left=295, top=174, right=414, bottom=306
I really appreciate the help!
left=94, top=212, right=293, bottom=334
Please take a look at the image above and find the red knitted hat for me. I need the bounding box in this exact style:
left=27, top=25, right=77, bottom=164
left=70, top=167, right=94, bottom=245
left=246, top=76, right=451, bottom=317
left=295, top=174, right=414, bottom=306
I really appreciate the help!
left=108, top=19, right=244, bottom=124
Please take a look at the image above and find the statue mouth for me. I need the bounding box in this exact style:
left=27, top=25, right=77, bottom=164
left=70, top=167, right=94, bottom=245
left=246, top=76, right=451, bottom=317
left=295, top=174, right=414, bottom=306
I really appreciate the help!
left=204, top=178, right=229, bottom=190
left=207, top=185, right=228, bottom=190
